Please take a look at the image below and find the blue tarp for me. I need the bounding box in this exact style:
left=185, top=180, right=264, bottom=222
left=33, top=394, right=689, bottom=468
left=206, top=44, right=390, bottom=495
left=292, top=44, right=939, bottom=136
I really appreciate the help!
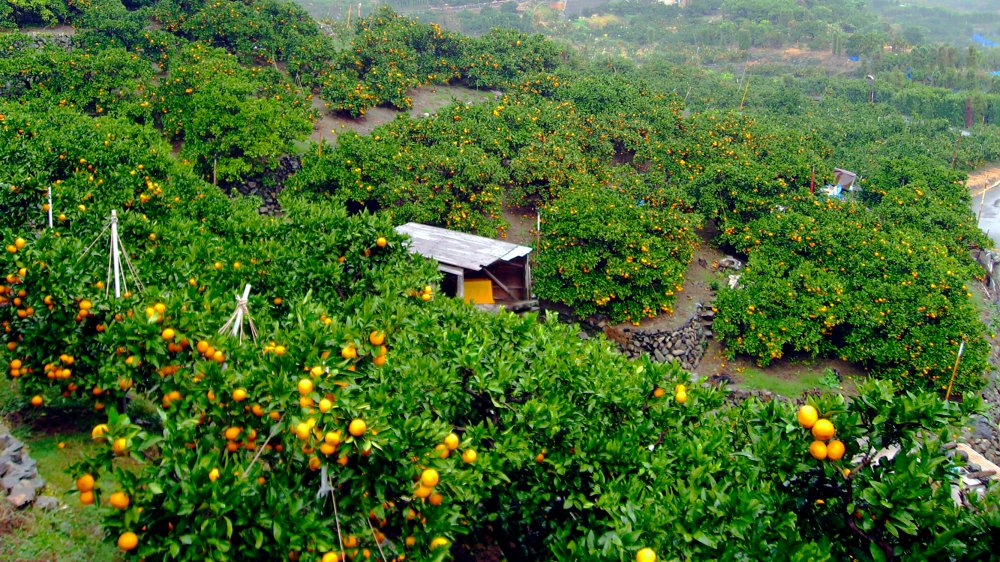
left=847, top=55, right=860, bottom=61
left=993, top=70, right=1000, bottom=77
left=973, top=34, right=998, bottom=48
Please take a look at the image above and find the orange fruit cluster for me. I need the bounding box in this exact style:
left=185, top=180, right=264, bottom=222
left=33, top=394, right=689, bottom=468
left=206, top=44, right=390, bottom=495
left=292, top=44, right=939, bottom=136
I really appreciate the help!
left=797, top=405, right=845, bottom=462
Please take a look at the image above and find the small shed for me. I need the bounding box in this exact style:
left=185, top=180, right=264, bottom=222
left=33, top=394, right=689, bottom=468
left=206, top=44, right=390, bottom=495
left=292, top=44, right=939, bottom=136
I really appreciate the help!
left=395, top=222, right=534, bottom=307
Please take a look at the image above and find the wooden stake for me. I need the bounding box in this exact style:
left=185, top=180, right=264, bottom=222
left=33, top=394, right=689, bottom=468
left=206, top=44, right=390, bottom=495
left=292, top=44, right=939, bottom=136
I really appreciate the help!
left=944, top=341, right=964, bottom=401
left=739, top=74, right=751, bottom=111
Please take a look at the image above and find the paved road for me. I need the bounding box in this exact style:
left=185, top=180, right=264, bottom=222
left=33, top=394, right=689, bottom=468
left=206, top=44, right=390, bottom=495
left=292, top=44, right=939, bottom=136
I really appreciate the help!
left=973, top=179, right=1000, bottom=249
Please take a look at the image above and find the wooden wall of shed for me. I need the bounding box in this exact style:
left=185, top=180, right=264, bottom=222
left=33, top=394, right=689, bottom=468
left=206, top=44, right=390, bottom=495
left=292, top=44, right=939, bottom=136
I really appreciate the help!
left=466, top=257, right=529, bottom=302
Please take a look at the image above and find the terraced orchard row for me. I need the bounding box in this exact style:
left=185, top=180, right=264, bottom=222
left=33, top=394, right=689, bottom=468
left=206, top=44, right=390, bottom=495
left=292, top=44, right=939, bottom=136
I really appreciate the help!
left=2, top=101, right=999, bottom=561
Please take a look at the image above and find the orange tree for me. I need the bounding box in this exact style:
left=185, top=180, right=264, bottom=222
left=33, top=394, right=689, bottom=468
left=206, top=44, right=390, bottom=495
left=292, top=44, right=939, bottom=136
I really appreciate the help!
left=713, top=199, right=990, bottom=393
left=156, top=43, right=315, bottom=182
left=535, top=177, right=700, bottom=323
left=69, top=285, right=1000, bottom=561
left=0, top=35, right=154, bottom=118
left=3, top=101, right=1000, bottom=562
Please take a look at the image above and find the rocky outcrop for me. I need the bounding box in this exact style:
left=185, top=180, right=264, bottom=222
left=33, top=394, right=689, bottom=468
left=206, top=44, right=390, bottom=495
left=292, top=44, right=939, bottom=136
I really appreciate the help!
left=222, top=156, right=302, bottom=215
left=0, top=423, right=49, bottom=509
left=613, top=303, right=715, bottom=370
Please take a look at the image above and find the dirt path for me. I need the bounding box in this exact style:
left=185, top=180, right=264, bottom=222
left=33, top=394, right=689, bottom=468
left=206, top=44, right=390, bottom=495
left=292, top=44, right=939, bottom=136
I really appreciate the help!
left=310, top=84, right=494, bottom=143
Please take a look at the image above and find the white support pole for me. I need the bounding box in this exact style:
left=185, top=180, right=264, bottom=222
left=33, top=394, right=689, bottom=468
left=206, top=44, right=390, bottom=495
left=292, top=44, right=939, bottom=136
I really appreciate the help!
left=47, top=185, right=53, bottom=229
left=110, top=210, right=122, bottom=298
left=232, top=284, right=252, bottom=338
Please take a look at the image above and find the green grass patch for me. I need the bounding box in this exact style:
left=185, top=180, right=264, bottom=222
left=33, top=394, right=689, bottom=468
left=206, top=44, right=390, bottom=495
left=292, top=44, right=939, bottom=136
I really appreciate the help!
left=1, top=407, right=122, bottom=562
left=737, top=366, right=847, bottom=398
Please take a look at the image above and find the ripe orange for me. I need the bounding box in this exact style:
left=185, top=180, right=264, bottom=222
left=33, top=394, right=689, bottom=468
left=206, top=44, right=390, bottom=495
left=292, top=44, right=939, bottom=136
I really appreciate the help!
left=225, top=427, right=242, bottom=441
left=295, top=423, right=311, bottom=441
left=674, top=384, right=686, bottom=394
left=405, top=536, right=416, bottom=548
left=341, top=346, right=357, bottom=360
left=112, top=438, right=128, bottom=456
left=118, top=531, right=138, bottom=551
left=444, top=433, right=460, bottom=451
left=109, top=491, right=130, bottom=509
left=369, top=331, right=385, bottom=346
left=196, top=340, right=209, bottom=354
left=430, top=537, right=449, bottom=550
left=209, top=468, right=220, bottom=482
left=310, top=365, right=324, bottom=377
left=79, top=299, right=92, bottom=311
left=414, top=485, right=432, bottom=499
left=421, top=468, right=439, bottom=488
left=79, top=490, right=95, bottom=505
left=349, top=418, right=366, bottom=437
left=232, top=388, right=247, bottom=402
left=344, top=536, right=358, bottom=548
left=30, top=395, right=43, bottom=406
left=429, top=493, right=443, bottom=506
left=637, top=548, right=657, bottom=562
left=376, top=237, right=387, bottom=248
left=653, top=387, right=665, bottom=398
left=462, top=449, right=477, bottom=464
left=826, top=440, right=846, bottom=461
left=811, top=419, right=835, bottom=441
left=14, top=237, right=26, bottom=250
left=319, top=398, right=333, bottom=413
left=797, top=405, right=819, bottom=429
left=809, top=440, right=828, bottom=460
left=76, top=473, right=96, bottom=492
left=322, top=553, right=340, bottom=562
left=535, top=452, right=545, bottom=463
left=325, top=431, right=342, bottom=445
left=162, top=328, right=175, bottom=340
left=91, top=424, right=109, bottom=441
left=298, top=378, right=314, bottom=395
left=675, top=391, right=688, bottom=404
left=372, top=354, right=387, bottom=367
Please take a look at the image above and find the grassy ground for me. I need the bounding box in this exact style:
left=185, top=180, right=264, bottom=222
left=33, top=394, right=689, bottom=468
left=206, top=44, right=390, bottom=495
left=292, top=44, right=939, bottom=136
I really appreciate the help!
left=0, top=382, right=120, bottom=562
left=737, top=364, right=851, bottom=398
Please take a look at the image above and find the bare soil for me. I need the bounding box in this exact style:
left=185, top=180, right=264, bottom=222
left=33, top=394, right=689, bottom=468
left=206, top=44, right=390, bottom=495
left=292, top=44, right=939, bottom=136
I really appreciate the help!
left=741, top=46, right=862, bottom=75
left=967, top=162, right=1000, bottom=194
left=501, top=204, right=538, bottom=245
left=310, top=84, right=494, bottom=143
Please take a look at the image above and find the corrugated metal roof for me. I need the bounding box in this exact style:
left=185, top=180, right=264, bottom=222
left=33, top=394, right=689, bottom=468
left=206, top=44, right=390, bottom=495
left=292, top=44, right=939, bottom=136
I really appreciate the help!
left=395, top=222, right=532, bottom=271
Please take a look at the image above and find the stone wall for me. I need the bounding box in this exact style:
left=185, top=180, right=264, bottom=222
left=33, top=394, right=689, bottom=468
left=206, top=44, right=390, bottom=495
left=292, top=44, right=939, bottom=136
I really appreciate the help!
left=0, top=422, right=53, bottom=509
left=611, top=303, right=715, bottom=370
